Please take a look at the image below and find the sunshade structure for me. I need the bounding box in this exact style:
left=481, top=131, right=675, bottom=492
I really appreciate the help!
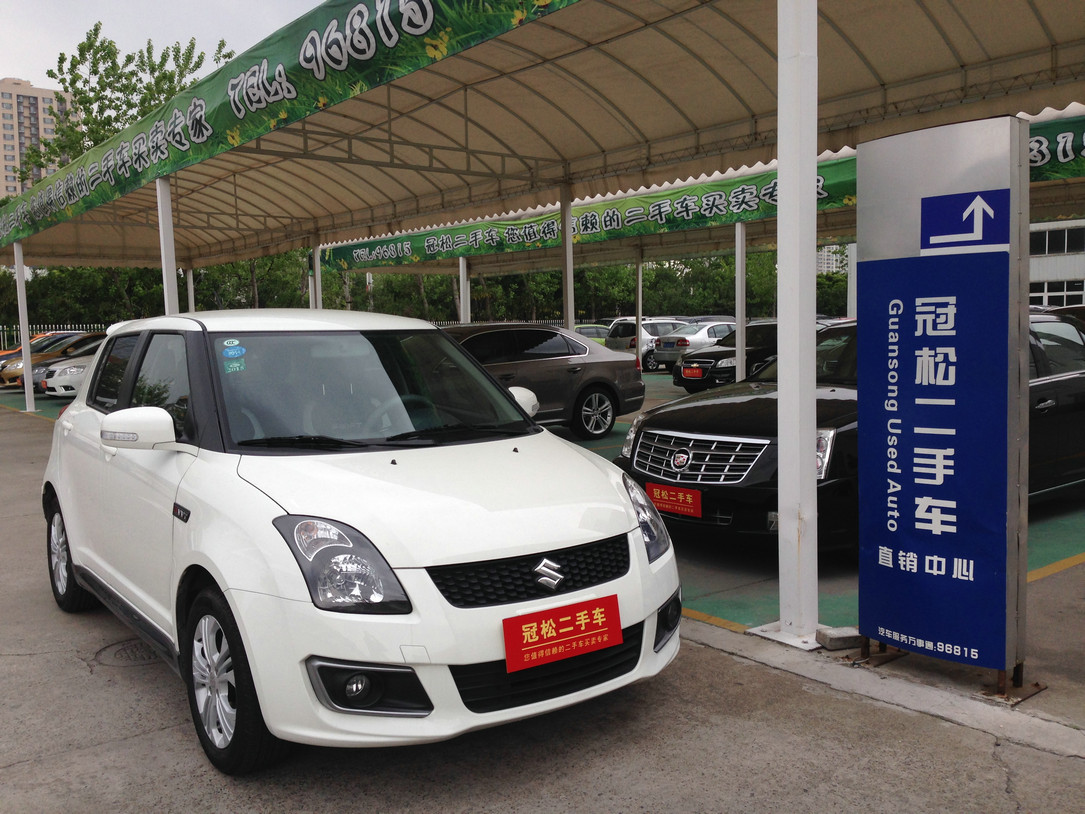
left=3, top=0, right=1085, bottom=271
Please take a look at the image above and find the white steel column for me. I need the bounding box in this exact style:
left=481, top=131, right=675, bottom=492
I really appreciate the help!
left=186, top=269, right=196, bottom=312
left=757, top=0, right=820, bottom=645
left=635, top=251, right=644, bottom=369
left=13, top=241, right=35, bottom=412
left=735, top=221, right=748, bottom=381
left=459, top=256, right=471, bottom=323
left=156, top=177, right=180, bottom=315
left=561, top=184, right=575, bottom=328
left=312, top=238, right=323, bottom=309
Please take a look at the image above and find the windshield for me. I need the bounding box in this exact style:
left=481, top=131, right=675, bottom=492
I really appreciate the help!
left=751, top=324, right=857, bottom=385
left=211, top=329, right=534, bottom=450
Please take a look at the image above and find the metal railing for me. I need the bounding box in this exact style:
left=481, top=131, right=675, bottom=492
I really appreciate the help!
left=0, top=324, right=107, bottom=350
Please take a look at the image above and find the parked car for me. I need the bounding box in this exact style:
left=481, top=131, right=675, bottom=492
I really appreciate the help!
left=604, top=318, right=689, bottom=372
left=0, top=330, right=81, bottom=366
left=42, top=350, right=100, bottom=397
left=444, top=322, right=645, bottom=438
left=573, top=323, right=609, bottom=344
left=0, top=332, right=103, bottom=387
left=32, top=334, right=106, bottom=393
left=653, top=321, right=736, bottom=370
left=616, top=314, right=1085, bottom=550
left=43, top=309, right=681, bottom=774
left=671, top=320, right=780, bottom=393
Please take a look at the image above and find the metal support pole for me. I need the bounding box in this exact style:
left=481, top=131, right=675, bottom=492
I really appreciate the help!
left=459, top=256, right=471, bottom=323
left=186, top=268, right=196, bottom=312
left=735, top=221, right=748, bottom=381
left=754, top=0, right=820, bottom=645
left=635, top=251, right=644, bottom=369
left=156, top=177, right=179, bottom=315
left=312, top=238, right=323, bottom=309
left=561, top=184, right=575, bottom=329
left=13, top=241, right=35, bottom=413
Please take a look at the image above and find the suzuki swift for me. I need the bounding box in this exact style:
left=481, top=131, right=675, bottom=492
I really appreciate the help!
left=43, top=309, right=681, bottom=774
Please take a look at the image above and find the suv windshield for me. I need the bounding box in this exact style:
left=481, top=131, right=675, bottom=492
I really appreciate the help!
left=211, top=329, right=533, bottom=449
left=751, top=324, right=857, bottom=386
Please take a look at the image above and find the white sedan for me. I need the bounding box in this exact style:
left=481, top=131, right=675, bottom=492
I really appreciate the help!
left=653, top=321, right=736, bottom=369
left=42, top=352, right=97, bottom=397
left=43, top=309, right=681, bottom=774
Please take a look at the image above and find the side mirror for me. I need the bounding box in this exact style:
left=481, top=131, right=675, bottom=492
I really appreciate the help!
left=100, top=406, right=180, bottom=450
left=508, top=386, right=539, bottom=417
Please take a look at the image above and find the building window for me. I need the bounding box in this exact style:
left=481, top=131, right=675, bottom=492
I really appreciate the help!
left=1031, top=226, right=1085, bottom=256
left=1030, top=279, right=1085, bottom=307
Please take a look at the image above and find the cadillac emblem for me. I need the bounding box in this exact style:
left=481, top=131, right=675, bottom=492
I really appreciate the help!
left=670, top=449, right=692, bottom=471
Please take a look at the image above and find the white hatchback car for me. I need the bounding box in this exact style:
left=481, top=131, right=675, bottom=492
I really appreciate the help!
left=43, top=310, right=681, bottom=774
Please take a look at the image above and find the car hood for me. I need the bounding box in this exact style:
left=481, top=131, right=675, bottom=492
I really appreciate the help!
left=642, top=380, right=858, bottom=437
left=235, top=431, right=636, bottom=568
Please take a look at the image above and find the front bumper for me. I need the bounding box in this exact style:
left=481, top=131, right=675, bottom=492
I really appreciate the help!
left=227, top=530, right=681, bottom=747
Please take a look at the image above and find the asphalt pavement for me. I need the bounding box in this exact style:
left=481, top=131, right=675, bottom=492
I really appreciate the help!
left=2, top=389, right=1084, bottom=812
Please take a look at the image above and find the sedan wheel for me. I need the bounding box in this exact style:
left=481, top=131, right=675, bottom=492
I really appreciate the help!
left=642, top=351, right=660, bottom=372
left=46, top=500, right=97, bottom=612
left=572, top=387, right=616, bottom=439
left=184, top=588, right=286, bottom=774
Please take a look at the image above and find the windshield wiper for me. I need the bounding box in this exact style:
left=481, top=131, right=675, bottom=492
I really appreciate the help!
left=384, top=423, right=528, bottom=442
left=237, top=434, right=373, bottom=449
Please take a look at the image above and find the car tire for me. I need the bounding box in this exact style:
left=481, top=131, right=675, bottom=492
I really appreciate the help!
left=571, top=386, right=616, bottom=439
left=643, top=351, right=659, bottom=372
left=46, top=499, right=99, bottom=613
left=183, top=587, right=287, bottom=775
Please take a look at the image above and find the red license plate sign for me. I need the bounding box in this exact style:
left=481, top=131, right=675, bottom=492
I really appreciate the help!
left=681, top=366, right=704, bottom=379
left=646, top=482, right=703, bottom=518
left=503, top=594, right=622, bottom=673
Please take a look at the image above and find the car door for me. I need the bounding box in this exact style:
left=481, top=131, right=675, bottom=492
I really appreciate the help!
left=500, top=329, right=584, bottom=422
left=55, top=334, right=141, bottom=568
left=96, top=332, right=199, bottom=633
left=1028, top=318, right=1085, bottom=493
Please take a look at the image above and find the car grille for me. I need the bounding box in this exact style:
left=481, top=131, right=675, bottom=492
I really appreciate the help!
left=449, top=622, right=643, bottom=713
left=426, top=534, right=630, bottom=608
left=633, top=429, right=769, bottom=484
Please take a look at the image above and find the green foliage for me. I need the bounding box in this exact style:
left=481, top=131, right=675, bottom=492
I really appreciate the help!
left=19, top=23, right=234, bottom=181
left=816, top=271, right=849, bottom=317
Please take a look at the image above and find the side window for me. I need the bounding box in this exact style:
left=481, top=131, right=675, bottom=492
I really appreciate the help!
left=131, top=333, right=191, bottom=439
left=88, top=335, right=139, bottom=412
left=515, top=329, right=572, bottom=361
left=461, top=331, right=514, bottom=365
left=1033, top=320, right=1085, bottom=376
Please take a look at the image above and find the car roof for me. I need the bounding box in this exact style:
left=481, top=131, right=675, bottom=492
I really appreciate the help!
left=108, top=309, right=437, bottom=336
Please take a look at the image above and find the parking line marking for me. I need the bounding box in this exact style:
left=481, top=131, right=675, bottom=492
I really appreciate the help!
left=1027, top=552, right=1085, bottom=583
left=683, top=607, right=748, bottom=633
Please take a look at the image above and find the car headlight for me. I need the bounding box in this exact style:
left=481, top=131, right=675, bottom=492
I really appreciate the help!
left=816, top=428, right=836, bottom=481
left=59, top=364, right=87, bottom=376
left=32, top=365, right=50, bottom=375
left=623, top=474, right=672, bottom=563
left=274, top=516, right=411, bottom=614
left=714, top=357, right=737, bottom=368
left=621, top=412, right=647, bottom=458
left=7, top=360, right=23, bottom=371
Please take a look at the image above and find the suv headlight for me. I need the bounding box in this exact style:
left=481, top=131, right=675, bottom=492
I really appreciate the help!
left=714, top=357, right=737, bottom=368
left=274, top=516, right=411, bottom=614
left=816, top=428, right=836, bottom=481
left=623, top=474, right=672, bottom=563
left=621, top=413, right=646, bottom=458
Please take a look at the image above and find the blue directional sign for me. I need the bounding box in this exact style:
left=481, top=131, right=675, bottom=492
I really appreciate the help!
left=920, top=188, right=1010, bottom=255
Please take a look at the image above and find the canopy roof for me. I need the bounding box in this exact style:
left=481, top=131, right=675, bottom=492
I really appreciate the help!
left=3, top=0, right=1085, bottom=270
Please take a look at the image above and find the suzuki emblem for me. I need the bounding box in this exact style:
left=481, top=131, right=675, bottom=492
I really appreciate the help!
left=534, top=557, right=565, bottom=590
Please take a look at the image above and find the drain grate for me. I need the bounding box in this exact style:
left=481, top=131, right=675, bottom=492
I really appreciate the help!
left=95, top=638, right=159, bottom=667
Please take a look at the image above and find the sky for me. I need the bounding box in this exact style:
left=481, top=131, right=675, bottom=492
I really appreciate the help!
left=3, top=0, right=322, bottom=89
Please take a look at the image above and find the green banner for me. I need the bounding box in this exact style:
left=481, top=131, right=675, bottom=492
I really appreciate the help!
left=322, top=158, right=860, bottom=269
left=0, top=0, right=581, bottom=248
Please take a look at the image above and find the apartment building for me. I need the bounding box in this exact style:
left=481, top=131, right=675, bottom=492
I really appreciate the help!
left=1, top=77, right=68, bottom=197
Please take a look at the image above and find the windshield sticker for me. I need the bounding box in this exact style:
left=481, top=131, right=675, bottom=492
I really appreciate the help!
left=223, top=359, right=246, bottom=374
left=222, top=345, right=246, bottom=358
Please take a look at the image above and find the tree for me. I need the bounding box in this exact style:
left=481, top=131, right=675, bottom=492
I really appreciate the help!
left=19, top=23, right=233, bottom=181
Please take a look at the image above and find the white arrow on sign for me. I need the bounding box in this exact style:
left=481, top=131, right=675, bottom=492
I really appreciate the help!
left=929, top=195, right=995, bottom=244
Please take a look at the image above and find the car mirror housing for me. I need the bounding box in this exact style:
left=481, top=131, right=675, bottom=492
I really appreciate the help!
left=508, top=386, right=540, bottom=417
left=100, top=406, right=180, bottom=451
